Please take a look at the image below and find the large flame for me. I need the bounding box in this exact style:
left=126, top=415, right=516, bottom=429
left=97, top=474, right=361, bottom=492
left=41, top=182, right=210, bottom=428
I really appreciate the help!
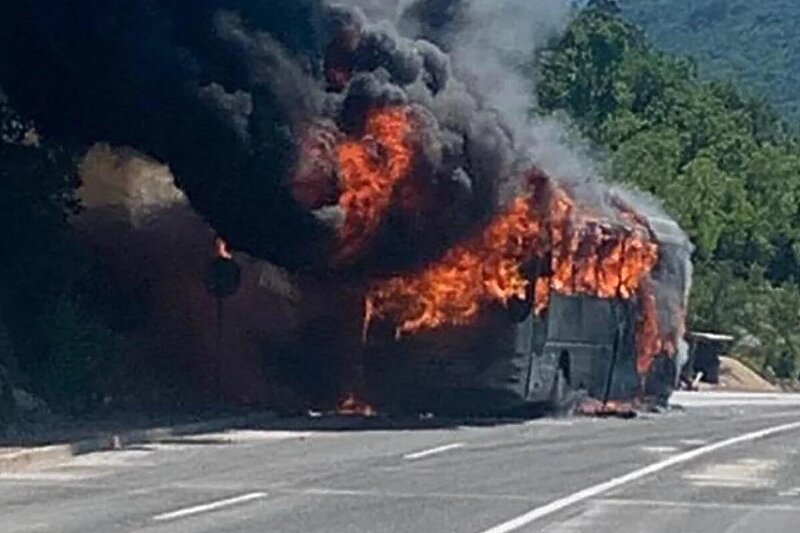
left=636, top=280, right=663, bottom=376
left=334, top=107, right=414, bottom=265
left=291, top=79, right=677, bottom=382
left=545, top=187, right=659, bottom=302
left=365, top=173, right=667, bottom=377
left=366, top=196, right=545, bottom=337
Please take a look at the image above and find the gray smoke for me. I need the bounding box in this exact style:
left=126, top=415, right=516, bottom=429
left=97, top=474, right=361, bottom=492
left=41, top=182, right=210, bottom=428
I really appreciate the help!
left=396, top=1, right=594, bottom=186
left=75, top=144, right=387, bottom=407
left=317, top=0, right=597, bottom=222
left=334, top=0, right=412, bottom=22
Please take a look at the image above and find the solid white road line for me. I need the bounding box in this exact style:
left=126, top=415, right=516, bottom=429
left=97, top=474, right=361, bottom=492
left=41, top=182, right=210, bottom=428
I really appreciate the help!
left=596, top=498, right=800, bottom=513
left=404, top=443, right=465, bottom=460
left=152, top=492, right=267, bottom=522
left=672, top=391, right=800, bottom=407
left=478, top=420, right=800, bottom=533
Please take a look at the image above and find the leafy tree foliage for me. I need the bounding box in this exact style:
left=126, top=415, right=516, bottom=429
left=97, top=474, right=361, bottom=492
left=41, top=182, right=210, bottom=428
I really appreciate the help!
left=619, top=0, right=800, bottom=128
left=0, top=95, right=120, bottom=414
left=537, top=6, right=800, bottom=377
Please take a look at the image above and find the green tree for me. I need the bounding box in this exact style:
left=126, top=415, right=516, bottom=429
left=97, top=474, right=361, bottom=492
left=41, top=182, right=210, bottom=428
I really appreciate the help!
left=537, top=6, right=800, bottom=378
left=619, top=0, right=800, bottom=128
left=1, top=94, right=122, bottom=413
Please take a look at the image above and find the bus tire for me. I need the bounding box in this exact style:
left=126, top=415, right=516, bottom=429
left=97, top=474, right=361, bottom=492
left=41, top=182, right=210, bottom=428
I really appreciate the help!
left=549, top=367, right=573, bottom=415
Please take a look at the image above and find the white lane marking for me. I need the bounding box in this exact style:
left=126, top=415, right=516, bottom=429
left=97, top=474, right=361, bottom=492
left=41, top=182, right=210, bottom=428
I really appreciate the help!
left=152, top=492, right=267, bottom=522
left=69, top=449, right=155, bottom=467
left=478, top=420, right=800, bottom=533
left=524, top=419, right=574, bottom=427
left=0, top=471, right=93, bottom=482
left=684, top=458, right=778, bottom=488
left=177, top=430, right=312, bottom=443
left=680, top=439, right=708, bottom=446
left=597, top=498, right=800, bottom=512
left=672, top=391, right=800, bottom=407
left=640, top=446, right=678, bottom=454
left=404, top=443, right=465, bottom=460
left=778, top=487, right=800, bottom=497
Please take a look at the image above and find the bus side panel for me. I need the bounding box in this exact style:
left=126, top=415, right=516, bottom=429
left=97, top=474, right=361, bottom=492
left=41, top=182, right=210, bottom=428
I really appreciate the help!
left=365, top=316, right=531, bottom=413
left=526, top=295, right=639, bottom=402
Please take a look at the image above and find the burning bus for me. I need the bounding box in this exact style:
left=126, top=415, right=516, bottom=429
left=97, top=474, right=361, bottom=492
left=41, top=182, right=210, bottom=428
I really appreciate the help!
left=360, top=173, right=693, bottom=414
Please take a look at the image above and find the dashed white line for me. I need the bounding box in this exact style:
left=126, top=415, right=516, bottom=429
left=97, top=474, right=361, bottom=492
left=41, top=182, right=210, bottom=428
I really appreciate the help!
left=679, top=439, right=708, bottom=446
left=683, top=458, right=778, bottom=488
left=640, top=445, right=679, bottom=454
left=404, top=443, right=465, bottom=460
left=152, top=492, right=267, bottom=522
left=477, top=420, right=800, bottom=533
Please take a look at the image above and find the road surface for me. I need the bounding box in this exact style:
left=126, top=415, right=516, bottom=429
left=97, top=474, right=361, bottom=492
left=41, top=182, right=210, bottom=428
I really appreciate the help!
left=2, top=392, right=800, bottom=533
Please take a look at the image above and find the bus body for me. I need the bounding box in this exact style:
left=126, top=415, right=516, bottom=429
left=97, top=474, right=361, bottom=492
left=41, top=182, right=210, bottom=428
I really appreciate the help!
left=363, top=212, right=691, bottom=414
left=364, top=292, right=639, bottom=414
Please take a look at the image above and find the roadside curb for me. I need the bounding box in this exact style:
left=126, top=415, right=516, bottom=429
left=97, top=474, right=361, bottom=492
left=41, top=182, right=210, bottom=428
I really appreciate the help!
left=0, top=412, right=276, bottom=475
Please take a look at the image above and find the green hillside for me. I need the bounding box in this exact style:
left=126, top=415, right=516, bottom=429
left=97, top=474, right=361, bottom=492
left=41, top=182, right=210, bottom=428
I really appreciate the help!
left=619, top=0, right=800, bottom=126
left=536, top=3, right=800, bottom=378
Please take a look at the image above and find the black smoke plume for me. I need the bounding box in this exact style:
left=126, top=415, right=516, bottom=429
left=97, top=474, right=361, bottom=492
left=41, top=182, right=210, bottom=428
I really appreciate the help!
left=0, top=0, right=518, bottom=275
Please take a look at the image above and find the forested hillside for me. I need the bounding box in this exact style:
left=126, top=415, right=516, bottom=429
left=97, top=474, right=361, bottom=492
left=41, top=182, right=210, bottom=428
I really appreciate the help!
left=619, top=0, right=800, bottom=127
left=536, top=2, right=800, bottom=378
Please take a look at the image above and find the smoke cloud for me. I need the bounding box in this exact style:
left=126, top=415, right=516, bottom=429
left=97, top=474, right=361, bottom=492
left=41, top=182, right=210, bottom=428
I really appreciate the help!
left=398, top=1, right=592, bottom=181
left=0, top=1, right=328, bottom=269
left=0, top=0, right=581, bottom=275
left=74, top=145, right=356, bottom=407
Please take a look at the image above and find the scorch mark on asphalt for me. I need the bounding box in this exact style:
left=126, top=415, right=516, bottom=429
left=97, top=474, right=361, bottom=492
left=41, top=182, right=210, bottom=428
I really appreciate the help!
left=152, top=492, right=267, bottom=522
left=477, top=420, right=800, bottom=533
left=403, top=443, right=465, bottom=460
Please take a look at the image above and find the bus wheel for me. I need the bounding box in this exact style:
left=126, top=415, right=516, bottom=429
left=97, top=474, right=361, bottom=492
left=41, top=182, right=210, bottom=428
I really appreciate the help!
left=549, top=366, right=574, bottom=416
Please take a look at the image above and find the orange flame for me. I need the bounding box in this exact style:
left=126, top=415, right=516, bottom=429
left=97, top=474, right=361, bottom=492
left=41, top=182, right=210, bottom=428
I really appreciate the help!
left=546, top=187, right=659, bottom=302
left=365, top=173, right=666, bottom=377
left=334, top=107, right=414, bottom=265
left=636, top=280, right=663, bottom=375
left=366, top=197, right=545, bottom=337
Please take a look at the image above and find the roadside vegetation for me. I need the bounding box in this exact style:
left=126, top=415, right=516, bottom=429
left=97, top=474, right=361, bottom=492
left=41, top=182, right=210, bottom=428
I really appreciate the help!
left=0, top=97, right=124, bottom=421
left=619, top=0, right=800, bottom=128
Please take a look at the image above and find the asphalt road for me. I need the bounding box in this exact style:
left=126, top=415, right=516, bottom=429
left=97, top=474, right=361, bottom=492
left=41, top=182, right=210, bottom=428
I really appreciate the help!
left=2, top=391, right=800, bottom=533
